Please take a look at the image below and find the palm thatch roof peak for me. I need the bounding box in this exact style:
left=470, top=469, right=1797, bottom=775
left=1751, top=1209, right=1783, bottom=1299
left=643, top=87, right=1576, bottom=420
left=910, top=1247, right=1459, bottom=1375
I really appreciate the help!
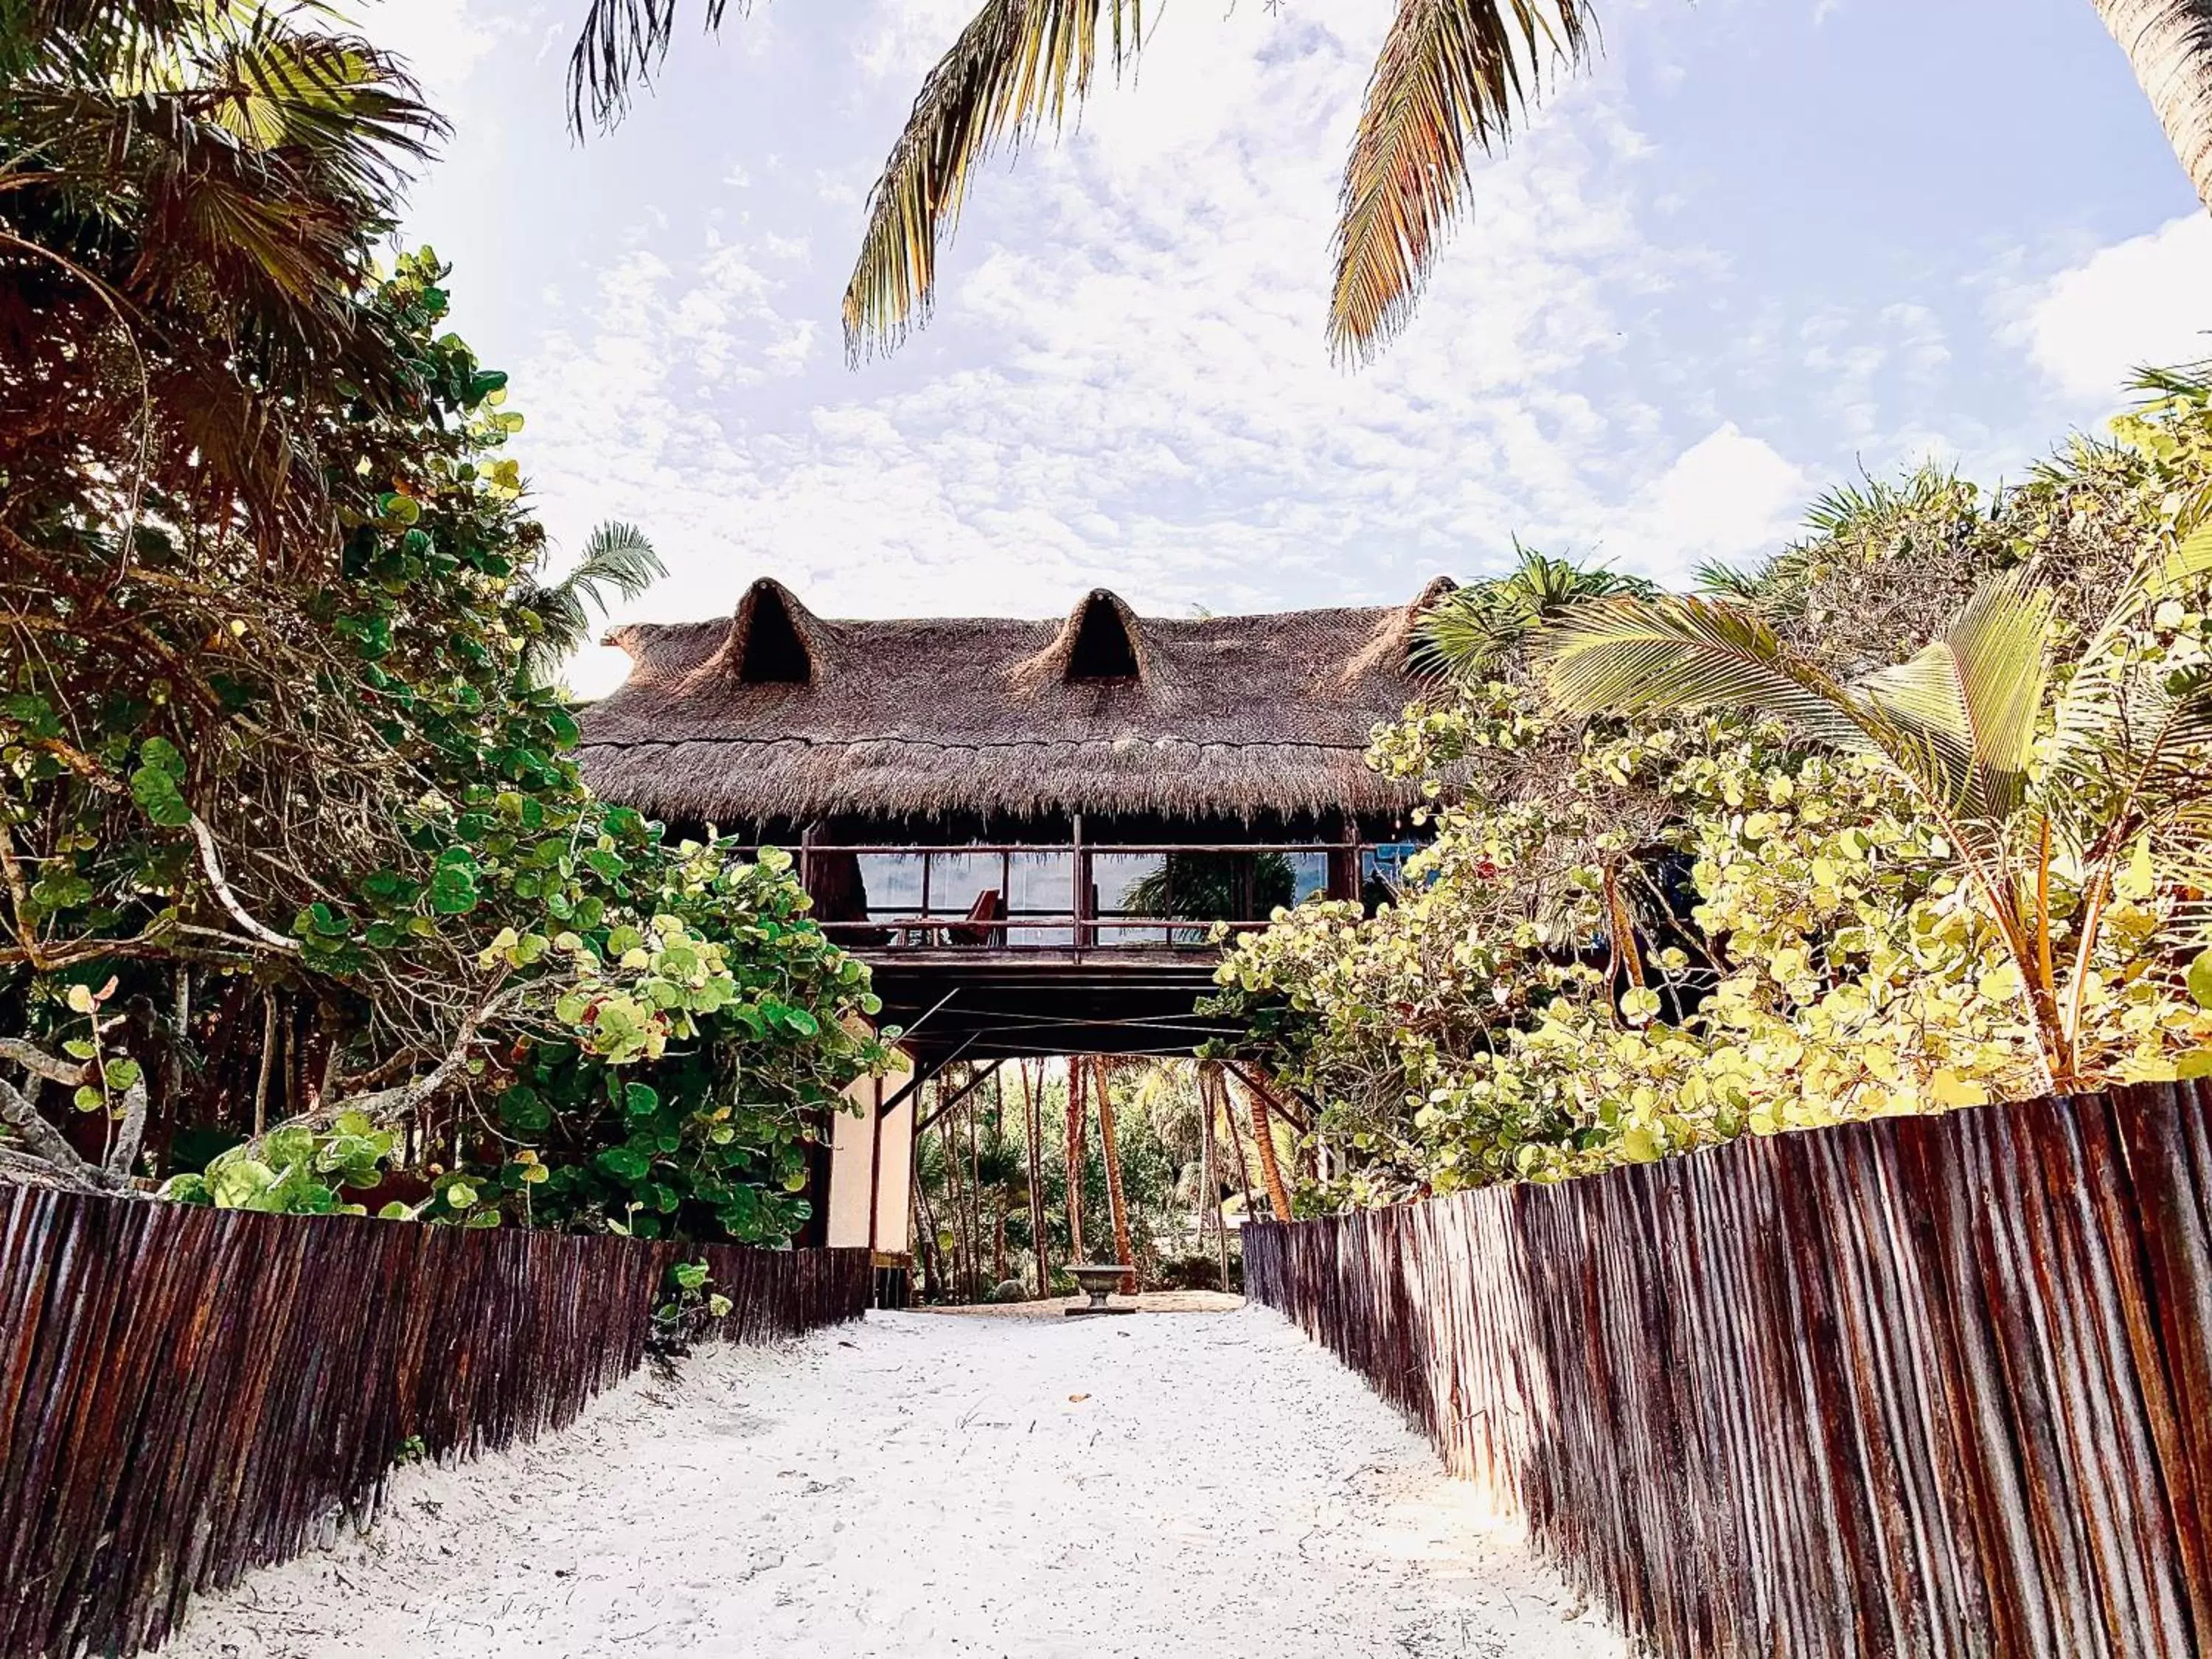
left=579, top=577, right=1455, bottom=825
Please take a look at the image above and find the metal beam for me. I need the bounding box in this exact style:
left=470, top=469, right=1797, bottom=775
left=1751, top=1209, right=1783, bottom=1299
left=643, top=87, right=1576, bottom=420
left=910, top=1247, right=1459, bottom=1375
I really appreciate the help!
left=913, top=1059, right=1006, bottom=1136
left=874, top=1031, right=978, bottom=1119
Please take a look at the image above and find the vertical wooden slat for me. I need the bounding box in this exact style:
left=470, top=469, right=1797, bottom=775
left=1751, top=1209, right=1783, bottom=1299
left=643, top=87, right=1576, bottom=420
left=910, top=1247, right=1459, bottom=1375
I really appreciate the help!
left=0, top=1196, right=869, bottom=1659
left=1245, top=1080, right=2212, bottom=1659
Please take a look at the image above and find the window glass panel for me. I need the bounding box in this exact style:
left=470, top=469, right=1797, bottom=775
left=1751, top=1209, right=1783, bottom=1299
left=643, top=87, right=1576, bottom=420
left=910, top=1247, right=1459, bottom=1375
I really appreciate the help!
left=1362, top=843, right=1426, bottom=896
left=1284, top=851, right=1329, bottom=906
left=858, top=853, right=923, bottom=921
left=1090, top=851, right=1168, bottom=945
left=922, top=852, right=998, bottom=918
left=1009, top=852, right=1074, bottom=945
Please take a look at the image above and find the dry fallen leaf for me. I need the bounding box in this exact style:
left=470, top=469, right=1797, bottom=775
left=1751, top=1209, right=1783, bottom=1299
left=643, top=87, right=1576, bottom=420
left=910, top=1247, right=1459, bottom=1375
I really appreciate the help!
left=1067, top=1393, right=1091, bottom=1403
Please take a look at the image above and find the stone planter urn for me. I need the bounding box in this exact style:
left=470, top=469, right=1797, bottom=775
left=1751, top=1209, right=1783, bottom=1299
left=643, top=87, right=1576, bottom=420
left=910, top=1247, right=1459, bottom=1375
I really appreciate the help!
left=1065, top=1262, right=1135, bottom=1316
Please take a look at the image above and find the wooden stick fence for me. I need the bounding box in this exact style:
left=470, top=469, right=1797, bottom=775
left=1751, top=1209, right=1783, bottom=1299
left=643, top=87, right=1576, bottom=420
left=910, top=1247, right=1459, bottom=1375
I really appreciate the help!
left=0, top=1188, right=870, bottom=1659
left=1245, top=1079, right=2212, bottom=1659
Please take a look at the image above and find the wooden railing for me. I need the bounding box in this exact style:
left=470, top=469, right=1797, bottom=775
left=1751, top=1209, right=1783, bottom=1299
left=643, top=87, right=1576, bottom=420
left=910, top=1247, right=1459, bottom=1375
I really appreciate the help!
left=764, top=837, right=1401, bottom=958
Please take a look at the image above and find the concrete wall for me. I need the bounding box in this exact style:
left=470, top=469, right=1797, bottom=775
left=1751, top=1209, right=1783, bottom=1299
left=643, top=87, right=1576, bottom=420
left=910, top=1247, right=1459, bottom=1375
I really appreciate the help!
left=825, top=1048, right=915, bottom=1255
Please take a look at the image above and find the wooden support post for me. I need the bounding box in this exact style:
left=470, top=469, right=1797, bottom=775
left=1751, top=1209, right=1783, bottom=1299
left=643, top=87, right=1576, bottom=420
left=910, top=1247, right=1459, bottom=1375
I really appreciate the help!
left=866, top=1071, right=884, bottom=1257
left=1327, top=810, right=1363, bottom=904
left=1096, top=1056, right=1138, bottom=1294
left=1071, top=813, right=1088, bottom=960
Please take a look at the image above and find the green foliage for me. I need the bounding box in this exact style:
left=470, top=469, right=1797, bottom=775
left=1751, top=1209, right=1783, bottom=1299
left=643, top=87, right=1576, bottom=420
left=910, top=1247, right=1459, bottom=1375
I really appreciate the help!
left=0, top=0, right=440, bottom=535
left=1215, top=378, right=2212, bottom=1208
left=484, top=844, right=884, bottom=1242
left=512, top=520, right=666, bottom=689
left=1415, top=544, right=1656, bottom=683
left=650, top=1259, right=734, bottom=1357
left=1, top=251, right=885, bottom=1240
left=162, top=1113, right=400, bottom=1217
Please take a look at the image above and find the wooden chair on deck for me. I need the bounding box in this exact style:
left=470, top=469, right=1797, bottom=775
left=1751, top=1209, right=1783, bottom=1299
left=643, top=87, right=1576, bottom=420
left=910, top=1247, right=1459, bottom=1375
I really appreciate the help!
left=944, top=889, right=1006, bottom=947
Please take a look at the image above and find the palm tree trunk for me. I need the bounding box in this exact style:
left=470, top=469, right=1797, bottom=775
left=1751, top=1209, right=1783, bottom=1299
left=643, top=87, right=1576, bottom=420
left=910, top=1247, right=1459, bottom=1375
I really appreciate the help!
left=992, top=1070, right=1009, bottom=1284
left=1239, top=1070, right=1295, bottom=1222
left=966, top=1088, right=982, bottom=1298
left=913, top=1132, right=942, bottom=1301
left=1064, top=1058, right=1088, bottom=1262
left=2093, top=0, right=2212, bottom=211
left=1023, top=1060, right=1050, bottom=1297
left=995, top=1191, right=1008, bottom=1285
left=1200, top=1064, right=1229, bottom=1293
left=1094, top=1057, right=1138, bottom=1294
left=936, top=1110, right=960, bottom=1297
left=1221, top=1074, right=1256, bottom=1217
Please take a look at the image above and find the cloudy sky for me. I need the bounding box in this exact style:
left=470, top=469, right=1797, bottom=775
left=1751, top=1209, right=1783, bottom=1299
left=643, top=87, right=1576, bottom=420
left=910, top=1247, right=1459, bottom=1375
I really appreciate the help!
left=366, top=0, right=2212, bottom=693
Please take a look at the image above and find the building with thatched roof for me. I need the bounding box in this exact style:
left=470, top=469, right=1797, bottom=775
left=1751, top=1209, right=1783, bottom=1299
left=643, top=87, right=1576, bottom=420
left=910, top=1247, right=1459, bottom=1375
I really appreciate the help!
left=580, top=577, right=1450, bottom=838
left=581, top=577, right=1448, bottom=1258
left=578, top=577, right=1446, bottom=1072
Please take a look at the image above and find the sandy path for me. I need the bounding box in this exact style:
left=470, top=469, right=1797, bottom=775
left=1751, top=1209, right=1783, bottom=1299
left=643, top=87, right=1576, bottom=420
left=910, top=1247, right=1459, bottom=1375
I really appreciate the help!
left=168, top=1304, right=1622, bottom=1659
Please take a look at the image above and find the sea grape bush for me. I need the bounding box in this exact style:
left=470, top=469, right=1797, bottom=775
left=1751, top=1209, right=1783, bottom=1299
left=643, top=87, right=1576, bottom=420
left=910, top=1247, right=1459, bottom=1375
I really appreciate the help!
left=1, top=251, right=885, bottom=1238
left=164, top=1116, right=403, bottom=1217
left=1216, top=373, right=2212, bottom=1210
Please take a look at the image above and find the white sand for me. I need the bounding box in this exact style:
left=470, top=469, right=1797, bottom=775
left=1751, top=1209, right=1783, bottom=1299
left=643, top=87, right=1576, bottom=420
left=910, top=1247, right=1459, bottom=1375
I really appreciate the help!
left=167, top=1303, right=1624, bottom=1659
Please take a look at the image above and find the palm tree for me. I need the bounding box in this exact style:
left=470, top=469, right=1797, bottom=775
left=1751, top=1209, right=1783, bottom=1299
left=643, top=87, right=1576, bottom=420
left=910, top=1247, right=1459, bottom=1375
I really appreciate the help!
left=1415, top=543, right=1656, bottom=683
left=512, top=521, right=666, bottom=689
left=1, top=0, right=442, bottom=554
left=1020, top=1059, right=1051, bottom=1295
left=1091, top=1056, right=1138, bottom=1291
left=567, top=1, right=2212, bottom=364
left=2093, top=1, right=2212, bottom=212
left=1537, top=521, right=2212, bottom=1093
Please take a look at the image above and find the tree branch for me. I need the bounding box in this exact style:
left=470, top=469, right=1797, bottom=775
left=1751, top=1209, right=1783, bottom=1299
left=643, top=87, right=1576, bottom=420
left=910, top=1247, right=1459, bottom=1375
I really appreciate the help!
left=105, top=1078, right=150, bottom=1180
left=0, top=1036, right=91, bottom=1086
left=0, top=1072, right=114, bottom=1192
left=0, top=1144, right=100, bottom=1192
left=263, top=978, right=519, bottom=1140
left=187, top=813, right=302, bottom=953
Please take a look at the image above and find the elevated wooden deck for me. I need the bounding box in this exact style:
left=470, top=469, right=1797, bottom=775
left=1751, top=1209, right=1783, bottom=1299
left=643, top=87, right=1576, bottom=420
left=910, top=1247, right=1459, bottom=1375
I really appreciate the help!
left=779, top=835, right=1406, bottom=1064
left=863, top=950, right=1239, bottom=1063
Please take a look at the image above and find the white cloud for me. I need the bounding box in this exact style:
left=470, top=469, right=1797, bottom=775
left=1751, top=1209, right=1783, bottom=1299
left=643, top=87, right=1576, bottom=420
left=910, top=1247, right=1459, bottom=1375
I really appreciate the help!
left=381, top=0, right=2196, bottom=697
left=512, top=0, right=1706, bottom=658
left=1616, top=425, right=1817, bottom=588
left=358, top=0, right=506, bottom=104
left=2021, top=215, right=2212, bottom=403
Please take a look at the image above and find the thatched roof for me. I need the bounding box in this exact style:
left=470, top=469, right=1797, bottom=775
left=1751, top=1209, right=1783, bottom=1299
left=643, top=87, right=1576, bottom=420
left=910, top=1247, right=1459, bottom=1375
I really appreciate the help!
left=576, top=578, right=1455, bottom=825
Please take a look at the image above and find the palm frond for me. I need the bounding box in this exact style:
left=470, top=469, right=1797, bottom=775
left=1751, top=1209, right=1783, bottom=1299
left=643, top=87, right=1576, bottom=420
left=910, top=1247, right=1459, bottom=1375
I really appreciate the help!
left=3, top=3, right=438, bottom=550
left=1412, top=542, right=1649, bottom=681
left=1857, top=572, right=2051, bottom=824
left=516, top=521, right=666, bottom=686
left=2129, top=358, right=2212, bottom=402
left=2050, top=519, right=2212, bottom=785
left=1693, top=559, right=1764, bottom=601
left=2047, top=523, right=2212, bottom=858
left=1, top=0, right=195, bottom=80
left=1329, top=0, right=1594, bottom=364
left=568, top=0, right=749, bottom=136
left=566, top=520, right=665, bottom=599
left=842, top=0, right=1144, bottom=361
left=1538, top=594, right=1882, bottom=757
left=1538, top=588, right=2034, bottom=871
left=1799, top=462, right=1964, bottom=541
